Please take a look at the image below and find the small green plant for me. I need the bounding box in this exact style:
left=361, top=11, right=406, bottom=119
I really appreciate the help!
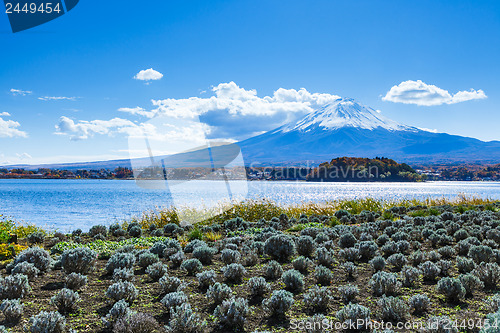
left=188, top=228, right=203, bottom=241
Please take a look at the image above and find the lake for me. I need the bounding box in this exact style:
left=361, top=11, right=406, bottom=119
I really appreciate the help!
left=0, top=179, right=499, bottom=231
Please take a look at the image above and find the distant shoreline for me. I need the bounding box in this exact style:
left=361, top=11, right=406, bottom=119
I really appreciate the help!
left=1, top=178, right=500, bottom=183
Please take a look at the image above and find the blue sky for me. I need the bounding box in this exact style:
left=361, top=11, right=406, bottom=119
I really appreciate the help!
left=1, top=0, right=499, bottom=165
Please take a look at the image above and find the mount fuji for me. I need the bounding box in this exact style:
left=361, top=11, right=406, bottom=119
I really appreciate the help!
left=238, top=98, right=500, bottom=165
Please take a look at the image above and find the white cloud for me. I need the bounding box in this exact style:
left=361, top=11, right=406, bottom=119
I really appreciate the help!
left=0, top=112, right=10, bottom=117
left=118, top=107, right=146, bottom=114
left=39, top=96, right=77, bottom=101
left=54, top=116, right=210, bottom=144
left=120, top=81, right=341, bottom=119
left=0, top=116, right=28, bottom=138
left=10, top=89, right=32, bottom=96
left=55, top=116, right=139, bottom=141
left=134, top=68, right=164, bottom=81
left=382, top=80, right=487, bottom=106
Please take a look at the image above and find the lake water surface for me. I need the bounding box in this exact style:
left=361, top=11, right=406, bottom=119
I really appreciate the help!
left=0, top=179, right=499, bottom=231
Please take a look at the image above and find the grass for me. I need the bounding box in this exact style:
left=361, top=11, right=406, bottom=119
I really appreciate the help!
left=50, top=236, right=169, bottom=257
left=124, top=194, right=500, bottom=230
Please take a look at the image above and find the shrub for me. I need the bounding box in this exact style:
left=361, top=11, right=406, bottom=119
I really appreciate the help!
left=196, top=270, right=216, bottom=289
left=437, top=260, right=452, bottom=277
left=11, top=261, right=39, bottom=280
left=101, top=300, right=130, bottom=328
left=336, top=303, right=370, bottom=330
left=481, top=311, right=500, bottom=333
left=161, top=291, right=188, bottom=313
left=184, top=240, right=206, bottom=253
left=282, top=269, right=304, bottom=293
left=457, top=257, right=475, bottom=274
left=89, top=224, right=107, bottom=238
left=137, top=252, right=159, bottom=269
left=127, top=225, right=142, bottom=238
left=419, top=261, right=441, bottom=282
left=164, top=223, right=182, bottom=236
left=166, top=303, right=207, bottom=333
left=339, top=247, right=360, bottom=262
left=314, top=265, right=333, bottom=286
left=26, top=311, right=66, bottom=333
left=370, top=256, right=386, bottom=272
left=303, top=285, right=331, bottom=312
left=60, top=247, right=97, bottom=274
left=402, top=265, right=421, bottom=287
left=113, top=268, right=134, bottom=282
left=12, top=247, right=52, bottom=273
left=381, top=241, right=398, bottom=257
left=292, top=256, right=311, bottom=274
left=162, top=239, right=183, bottom=258
left=338, top=232, right=357, bottom=249
left=149, top=242, right=167, bottom=257
left=213, top=297, right=248, bottom=329
left=264, top=260, right=283, bottom=280
left=221, top=249, right=241, bottom=265
left=170, top=251, right=186, bottom=268
left=487, top=294, right=500, bottom=312
left=296, top=236, right=316, bottom=257
left=377, top=234, right=390, bottom=246
left=377, top=296, right=408, bottom=322
left=106, top=253, right=136, bottom=275
left=264, top=235, right=295, bottom=262
left=159, top=276, right=184, bottom=294
left=27, top=232, right=45, bottom=244
left=207, top=283, right=232, bottom=305
left=473, top=262, right=500, bottom=289
left=408, top=250, right=424, bottom=266
left=369, top=271, right=400, bottom=296
left=51, top=288, right=80, bottom=313
left=436, top=277, right=465, bottom=303
left=316, top=247, right=335, bottom=267
left=145, top=262, right=168, bottom=281
left=357, top=241, right=378, bottom=261
left=469, top=245, right=494, bottom=264
left=222, top=263, right=247, bottom=283
left=426, top=250, right=442, bottom=262
left=248, top=277, right=270, bottom=297
left=338, top=284, right=359, bottom=304
left=113, top=312, right=161, bottom=333
left=65, top=273, right=88, bottom=291
left=192, top=245, right=216, bottom=265
left=315, top=233, right=330, bottom=245
left=0, top=274, right=31, bottom=299
left=342, top=262, right=357, bottom=280
left=262, top=290, right=294, bottom=316
left=459, top=273, right=484, bottom=297
left=106, top=281, right=138, bottom=304
left=0, top=299, right=23, bottom=323
left=387, top=253, right=407, bottom=272
left=438, top=246, right=456, bottom=259
left=409, top=294, right=430, bottom=315
left=180, top=259, right=203, bottom=276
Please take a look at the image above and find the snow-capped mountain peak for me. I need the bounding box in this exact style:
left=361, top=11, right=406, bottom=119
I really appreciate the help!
left=280, top=98, right=416, bottom=133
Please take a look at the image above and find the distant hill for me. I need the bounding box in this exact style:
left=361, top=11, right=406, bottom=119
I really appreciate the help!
left=306, top=157, right=423, bottom=182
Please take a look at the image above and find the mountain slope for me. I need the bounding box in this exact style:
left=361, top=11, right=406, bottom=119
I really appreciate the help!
left=238, top=98, right=500, bottom=165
